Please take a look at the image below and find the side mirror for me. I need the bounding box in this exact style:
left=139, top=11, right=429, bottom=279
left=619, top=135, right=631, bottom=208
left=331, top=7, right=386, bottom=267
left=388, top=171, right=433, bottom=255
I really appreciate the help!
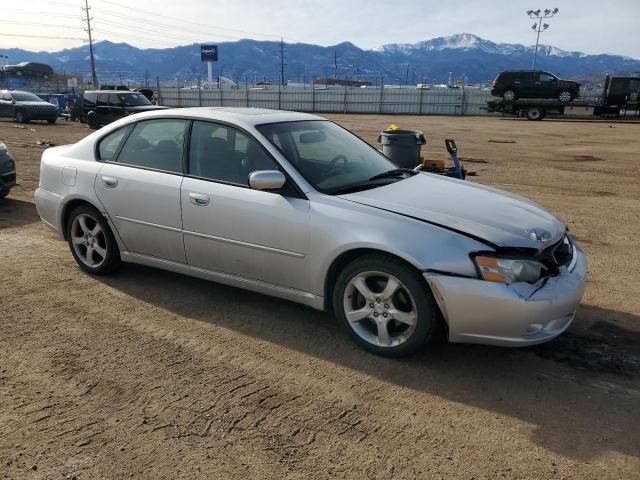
left=248, top=170, right=286, bottom=191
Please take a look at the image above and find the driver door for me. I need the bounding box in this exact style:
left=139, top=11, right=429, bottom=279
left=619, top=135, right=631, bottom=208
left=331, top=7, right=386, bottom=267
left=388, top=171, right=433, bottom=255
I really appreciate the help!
left=181, top=121, right=310, bottom=290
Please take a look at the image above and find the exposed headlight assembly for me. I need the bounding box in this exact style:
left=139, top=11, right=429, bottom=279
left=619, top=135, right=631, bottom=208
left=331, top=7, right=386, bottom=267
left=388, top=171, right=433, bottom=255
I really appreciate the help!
left=474, top=256, right=545, bottom=285
left=0, top=142, right=7, bottom=153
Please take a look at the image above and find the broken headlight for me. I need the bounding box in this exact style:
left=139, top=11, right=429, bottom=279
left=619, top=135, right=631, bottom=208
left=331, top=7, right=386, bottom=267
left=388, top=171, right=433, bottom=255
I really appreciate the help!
left=474, top=256, right=545, bottom=285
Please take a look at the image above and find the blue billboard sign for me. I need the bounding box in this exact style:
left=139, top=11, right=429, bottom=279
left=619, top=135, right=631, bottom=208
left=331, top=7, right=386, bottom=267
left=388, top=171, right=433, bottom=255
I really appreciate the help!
left=200, top=45, right=218, bottom=62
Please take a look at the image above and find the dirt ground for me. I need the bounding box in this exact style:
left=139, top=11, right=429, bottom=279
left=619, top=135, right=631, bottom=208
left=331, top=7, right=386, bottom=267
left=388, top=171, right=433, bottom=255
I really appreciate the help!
left=1, top=114, right=639, bottom=479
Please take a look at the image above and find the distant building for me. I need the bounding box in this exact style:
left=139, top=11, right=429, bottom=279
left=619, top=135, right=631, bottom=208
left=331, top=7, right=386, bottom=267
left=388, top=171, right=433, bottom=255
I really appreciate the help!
left=314, top=78, right=372, bottom=87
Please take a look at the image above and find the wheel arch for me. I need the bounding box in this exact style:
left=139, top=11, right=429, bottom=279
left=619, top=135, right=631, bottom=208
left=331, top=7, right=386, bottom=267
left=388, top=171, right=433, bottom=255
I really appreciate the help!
left=60, top=196, right=104, bottom=241
left=323, top=247, right=427, bottom=311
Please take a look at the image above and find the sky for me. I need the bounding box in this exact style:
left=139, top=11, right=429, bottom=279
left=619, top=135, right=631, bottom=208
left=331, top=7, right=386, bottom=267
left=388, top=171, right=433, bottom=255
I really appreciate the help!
left=2, top=0, right=639, bottom=59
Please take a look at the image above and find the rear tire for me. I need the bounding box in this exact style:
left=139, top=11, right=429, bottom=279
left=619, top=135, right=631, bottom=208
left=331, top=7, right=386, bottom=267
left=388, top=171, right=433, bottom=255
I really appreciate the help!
left=333, top=254, right=440, bottom=357
left=47, top=117, right=57, bottom=124
left=503, top=89, right=517, bottom=102
left=15, top=111, right=27, bottom=124
left=0, top=189, right=9, bottom=199
left=66, top=204, right=121, bottom=275
left=526, top=107, right=545, bottom=121
left=87, top=112, right=99, bottom=129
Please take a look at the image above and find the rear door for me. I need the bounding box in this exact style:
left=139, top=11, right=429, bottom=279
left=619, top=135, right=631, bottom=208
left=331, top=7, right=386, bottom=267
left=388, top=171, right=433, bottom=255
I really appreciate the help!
left=95, top=118, right=188, bottom=262
left=96, top=94, right=111, bottom=125
left=181, top=120, right=310, bottom=289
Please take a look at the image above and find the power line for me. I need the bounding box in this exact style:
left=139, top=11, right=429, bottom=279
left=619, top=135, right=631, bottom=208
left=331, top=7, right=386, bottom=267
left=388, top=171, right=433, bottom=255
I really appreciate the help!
left=4, top=21, right=84, bottom=30
left=0, top=32, right=87, bottom=41
left=99, top=0, right=283, bottom=40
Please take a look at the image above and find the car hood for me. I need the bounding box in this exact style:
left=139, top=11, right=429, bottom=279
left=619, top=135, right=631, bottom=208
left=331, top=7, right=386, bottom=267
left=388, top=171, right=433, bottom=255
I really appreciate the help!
left=17, top=101, right=56, bottom=108
left=340, top=173, right=565, bottom=249
left=124, top=105, right=169, bottom=112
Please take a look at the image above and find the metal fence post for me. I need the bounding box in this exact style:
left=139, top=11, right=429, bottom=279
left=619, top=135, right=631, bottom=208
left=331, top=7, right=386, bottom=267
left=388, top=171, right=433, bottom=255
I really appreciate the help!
left=278, top=85, right=281, bottom=110
left=198, top=77, right=202, bottom=106
left=312, top=78, right=316, bottom=112
left=419, top=86, right=424, bottom=115
left=460, top=86, right=465, bottom=116
left=219, top=86, right=223, bottom=107
left=343, top=85, right=348, bottom=113
left=177, top=83, right=181, bottom=107
left=246, top=82, right=249, bottom=108
left=379, top=86, right=384, bottom=114
left=156, top=76, right=162, bottom=105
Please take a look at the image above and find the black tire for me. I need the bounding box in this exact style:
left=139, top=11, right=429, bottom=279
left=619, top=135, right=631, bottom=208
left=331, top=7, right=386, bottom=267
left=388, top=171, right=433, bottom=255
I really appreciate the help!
left=0, top=189, right=9, bottom=199
left=66, top=204, right=121, bottom=275
left=87, top=112, right=99, bottom=129
left=47, top=117, right=57, bottom=124
left=332, top=254, right=441, bottom=357
left=502, top=89, right=517, bottom=102
left=526, top=107, right=545, bottom=121
left=15, top=110, right=27, bottom=124
left=558, top=90, right=573, bottom=103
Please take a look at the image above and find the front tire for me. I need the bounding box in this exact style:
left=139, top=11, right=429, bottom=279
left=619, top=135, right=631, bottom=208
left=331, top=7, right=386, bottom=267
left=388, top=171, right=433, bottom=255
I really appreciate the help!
left=87, top=112, right=99, bottom=129
left=558, top=90, right=573, bottom=103
left=15, top=111, right=27, bottom=124
left=333, top=255, right=440, bottom=357
left=66, top=204, right=121, bottom=275
left=47, top=117, right=57, bottom=124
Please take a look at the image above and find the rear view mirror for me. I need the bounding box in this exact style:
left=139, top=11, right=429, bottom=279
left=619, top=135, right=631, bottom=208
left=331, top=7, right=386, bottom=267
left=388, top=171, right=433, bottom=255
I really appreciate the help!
left=299, top=131, right=326, bottom=144
left=249, top=170, right=286, bottom=191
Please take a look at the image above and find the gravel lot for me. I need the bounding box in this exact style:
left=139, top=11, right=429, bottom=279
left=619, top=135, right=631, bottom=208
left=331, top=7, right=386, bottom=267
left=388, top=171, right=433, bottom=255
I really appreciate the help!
left=1, top=114, right=639, bottom=479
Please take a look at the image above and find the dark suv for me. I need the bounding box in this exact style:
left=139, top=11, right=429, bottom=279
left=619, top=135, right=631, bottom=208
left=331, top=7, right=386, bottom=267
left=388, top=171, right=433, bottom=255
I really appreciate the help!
left=0, top=90, right=58, bottom=124
left=491, top=70, right=580, bottom=102
left=83, top=90, right=167, bottom=129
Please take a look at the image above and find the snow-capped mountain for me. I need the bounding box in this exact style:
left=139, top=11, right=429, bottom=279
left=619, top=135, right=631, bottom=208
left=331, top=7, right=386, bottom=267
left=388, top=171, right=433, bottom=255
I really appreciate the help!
left=1, top=33, right=638, bottom=84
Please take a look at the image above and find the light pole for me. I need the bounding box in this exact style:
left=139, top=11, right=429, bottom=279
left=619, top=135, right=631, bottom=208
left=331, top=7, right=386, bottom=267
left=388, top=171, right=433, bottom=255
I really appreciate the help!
left=527, top=8, right=558, bottom=70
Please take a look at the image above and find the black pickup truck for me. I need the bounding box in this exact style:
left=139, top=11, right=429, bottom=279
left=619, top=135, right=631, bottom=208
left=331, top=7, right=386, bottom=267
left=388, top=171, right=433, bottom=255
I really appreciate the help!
left=487, top=75, right=640, bottom=120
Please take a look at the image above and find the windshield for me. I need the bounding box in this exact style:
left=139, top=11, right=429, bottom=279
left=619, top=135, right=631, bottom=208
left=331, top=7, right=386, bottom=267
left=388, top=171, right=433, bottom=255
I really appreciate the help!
left=118, top=93, right=151, bottom=106
left=11, top=92, right=43, bottom=102
left=257, top=120, right=407, bottom=194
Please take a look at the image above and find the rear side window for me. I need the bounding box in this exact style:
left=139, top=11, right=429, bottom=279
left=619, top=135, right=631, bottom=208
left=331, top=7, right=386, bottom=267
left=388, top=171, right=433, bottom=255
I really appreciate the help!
left=98, top=126, right=131, bottom=161
left=84, top=92, right=98, bottom=104
left=116, top=119, right=188, bottom=173
left=97, top=94, right=108, bottom=106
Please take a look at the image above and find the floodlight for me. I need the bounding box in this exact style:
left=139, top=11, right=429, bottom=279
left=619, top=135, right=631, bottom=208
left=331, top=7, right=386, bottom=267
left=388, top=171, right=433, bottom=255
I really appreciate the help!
left=534, top=9, right=541, bottom=15
left=543, top=23, right=549, bottom=29
left=532, top=23, right=537, bottom=30
left=553, top=8, right=558, bottom=13
left=544, top=9, right=550, bottom=15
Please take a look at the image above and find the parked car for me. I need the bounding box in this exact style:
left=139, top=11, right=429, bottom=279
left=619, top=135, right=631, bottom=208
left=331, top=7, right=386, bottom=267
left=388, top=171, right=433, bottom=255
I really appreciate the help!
left=0, top=90, right=58, bottom=124
left=35, top=108, right=587, bottom=357
left=82, top=90, right=168, bottom=129
left=491, top=70, right=580, bottom=102
left=0, top=141, right=16, bottom=198
left=2, top=62, right=53, bottom=79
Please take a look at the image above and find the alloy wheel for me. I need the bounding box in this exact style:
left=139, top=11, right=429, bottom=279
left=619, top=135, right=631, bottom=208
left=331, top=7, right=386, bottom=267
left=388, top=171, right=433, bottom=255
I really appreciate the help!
left=558, top=90, right=572, bottom=102
left=343, top=271, right=418, bottom=348
left=503, top=90, right=516, bottom=102
left=70, top=213, right=108, bottom=268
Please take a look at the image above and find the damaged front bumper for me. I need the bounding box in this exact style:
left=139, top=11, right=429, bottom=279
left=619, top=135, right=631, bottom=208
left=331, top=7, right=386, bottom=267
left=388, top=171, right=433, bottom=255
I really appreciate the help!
left=425, top=244, right=587, bottom=347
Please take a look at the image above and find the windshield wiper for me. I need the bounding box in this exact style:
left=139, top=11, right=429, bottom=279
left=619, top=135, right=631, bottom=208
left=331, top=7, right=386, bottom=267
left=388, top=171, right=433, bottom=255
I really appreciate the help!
left=368, top=168, right=417, bottom=181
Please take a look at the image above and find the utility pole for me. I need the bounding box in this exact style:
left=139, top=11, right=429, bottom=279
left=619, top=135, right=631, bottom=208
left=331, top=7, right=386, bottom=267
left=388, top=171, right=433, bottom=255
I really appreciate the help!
left=405, top=64, right=410, bottom=86
left=279, top=38, right=286, bottom=86
left=527, top=8, right=559, bottom=70
left=82, top=0, right=98, bottom=87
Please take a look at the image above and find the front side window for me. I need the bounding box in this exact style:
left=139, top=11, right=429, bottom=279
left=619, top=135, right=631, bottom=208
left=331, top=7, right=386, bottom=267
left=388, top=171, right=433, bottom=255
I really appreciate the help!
left=539, top=73, right=555, bottom=82
left=107, top=93, right=121, bottom=107
left=97, top=126, right=131, bottom=161
left=116, top=119, right=187, bottom=173
left=97, top=94, right=109, bottom=106
left=257, top=120, right=403, bottom=194
left=189, top=121, right=277, bottom=185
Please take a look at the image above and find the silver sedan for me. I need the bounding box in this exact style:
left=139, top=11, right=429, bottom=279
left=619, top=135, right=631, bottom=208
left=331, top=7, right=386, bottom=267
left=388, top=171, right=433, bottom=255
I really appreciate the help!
left=35, top=108, right=587, bottom=357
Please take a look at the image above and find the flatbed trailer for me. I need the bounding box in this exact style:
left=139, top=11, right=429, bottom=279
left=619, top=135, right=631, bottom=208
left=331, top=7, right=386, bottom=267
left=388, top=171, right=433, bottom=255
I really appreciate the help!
left=486, top=75, right=640, bottom=120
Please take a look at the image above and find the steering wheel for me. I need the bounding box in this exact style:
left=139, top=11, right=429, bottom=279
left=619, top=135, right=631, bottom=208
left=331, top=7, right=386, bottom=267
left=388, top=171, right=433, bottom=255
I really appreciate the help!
left=325, top=154, right=348, bottom=178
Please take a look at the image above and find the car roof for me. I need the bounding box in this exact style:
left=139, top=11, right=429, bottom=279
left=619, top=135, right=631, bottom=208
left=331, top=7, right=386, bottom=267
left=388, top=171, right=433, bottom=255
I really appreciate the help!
left=127, top=107, right=324, bottom=128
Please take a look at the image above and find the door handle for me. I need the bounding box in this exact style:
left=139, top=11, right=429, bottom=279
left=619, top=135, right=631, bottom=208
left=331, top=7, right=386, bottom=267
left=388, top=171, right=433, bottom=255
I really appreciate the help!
left=101, top=175, right=118, bottom=188
left=189, top=192, right=210, bottom=206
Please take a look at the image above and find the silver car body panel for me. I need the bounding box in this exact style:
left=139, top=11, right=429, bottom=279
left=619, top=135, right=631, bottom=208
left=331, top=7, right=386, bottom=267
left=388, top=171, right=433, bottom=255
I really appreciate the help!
left=34, top=107, right=587, bottom=347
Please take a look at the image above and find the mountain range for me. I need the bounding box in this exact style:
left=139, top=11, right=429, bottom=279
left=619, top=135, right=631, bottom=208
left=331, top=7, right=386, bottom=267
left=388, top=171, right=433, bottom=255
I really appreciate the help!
left=2, top=33, right=639, bottom=85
